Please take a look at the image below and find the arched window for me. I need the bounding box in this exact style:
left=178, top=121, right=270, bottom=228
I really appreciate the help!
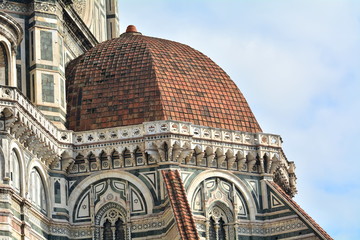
left=208, top=205, right=230, bottom=240
left=191, top=177, right=248, bottom=239
left=115, top=218, right=125, bottom=240
left=218, top=217, right=226, bottom=240
left=102, top=218, right=126, bottom=240
left=10, top=150, right=20, bottom=192
left=209, top=217, right=216, bottom=240
left=99, top=208, right=126, bottom=240
left=0, top=43, right=8, bottom=86
left=29, top=168, right=47, bottom=213
left=54, top=180, right=61, bottom=204
left=103, top=219, right=113, bottom=240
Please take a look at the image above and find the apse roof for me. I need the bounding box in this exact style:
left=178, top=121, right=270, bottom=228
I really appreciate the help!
left=66, top=25, right=262, bottom=132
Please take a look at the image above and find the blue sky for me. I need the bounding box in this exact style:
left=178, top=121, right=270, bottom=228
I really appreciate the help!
left=119, top=1, right=360, bottom=239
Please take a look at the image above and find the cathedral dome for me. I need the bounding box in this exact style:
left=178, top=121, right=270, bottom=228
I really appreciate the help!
left=66, top=26, right=262, bottom=132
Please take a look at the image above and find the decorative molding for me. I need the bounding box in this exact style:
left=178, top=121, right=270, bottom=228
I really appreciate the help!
left=0, top=86, right=296, bottom=195
left=0, top=2, right=29, bottom=14
left=0, top=11, right=23, bottom=51
left=237, top=217, right=307, bottom=236
left=270, top=192, right=285, bottom=208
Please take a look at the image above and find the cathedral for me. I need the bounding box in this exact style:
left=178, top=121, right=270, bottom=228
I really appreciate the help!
left=0, top=1, right=333, bottom=239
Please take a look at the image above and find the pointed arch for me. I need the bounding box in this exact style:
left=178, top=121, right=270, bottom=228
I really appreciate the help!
left=115, top=218, right=125, bottom=240
left=54, top=180, right=61, bottom=204
left=68, top=170, right=154, bottom=223
left=186, top=170, right=257, bottom=220
left=209, top=217, right=216, bottom=240
left=218, top=218, right=226, bottom=240
left=103, top=219, right=113, bottom=240
left=95, top=202, right=127, bottom=240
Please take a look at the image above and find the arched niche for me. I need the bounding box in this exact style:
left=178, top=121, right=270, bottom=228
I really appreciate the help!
left=68, top=170, right=155, bottom=224
left=186, top=170, right=257, bottom=221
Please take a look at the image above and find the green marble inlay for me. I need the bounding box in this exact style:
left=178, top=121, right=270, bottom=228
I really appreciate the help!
left=44, top=115, right=66, bottom=124
left=59, top=37, right=64, bottom=67
left=53, top=208, right=69, bottom=214
left=38, top=105, right=66, bottom=116
left=31, top=12, right=57, bottom=20
left=16, top=64, right=22, bottom=91
left=42, top=73, right=54, bottom=103
left=16, top=45, right=21, bottom=60
left=40, top=31, right=53, bottom=61
left=29, top=64, right=63, bottom=75
left=60, top=78, right=65, bottom=107
left=33, top=21, right=57, bottom=29
left=0, top=230, right=11, bottom=236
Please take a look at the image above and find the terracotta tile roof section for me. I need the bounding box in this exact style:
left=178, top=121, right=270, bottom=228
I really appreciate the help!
left=162, top=170, right=199, bottom=240
left=66, top=30, right=262, bottom=132
left=267, top=181, right=333, bottom=240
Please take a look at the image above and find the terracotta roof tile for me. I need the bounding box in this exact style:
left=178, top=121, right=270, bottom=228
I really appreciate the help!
left=66, top=31, right=261, bottom=132
left=267, top=181, right=333, bottom=240
left=162, top=170, right=199, bottom=240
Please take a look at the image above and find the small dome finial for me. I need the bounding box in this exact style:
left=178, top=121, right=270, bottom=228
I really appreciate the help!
left=126, top=25, right=138, bottom=33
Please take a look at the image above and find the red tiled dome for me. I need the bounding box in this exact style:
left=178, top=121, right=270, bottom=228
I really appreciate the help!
left=66, top=30, right=262, bottom=132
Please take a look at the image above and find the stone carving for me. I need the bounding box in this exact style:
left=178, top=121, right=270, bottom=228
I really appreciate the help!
left=72, top=0, right=87, bottom=18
